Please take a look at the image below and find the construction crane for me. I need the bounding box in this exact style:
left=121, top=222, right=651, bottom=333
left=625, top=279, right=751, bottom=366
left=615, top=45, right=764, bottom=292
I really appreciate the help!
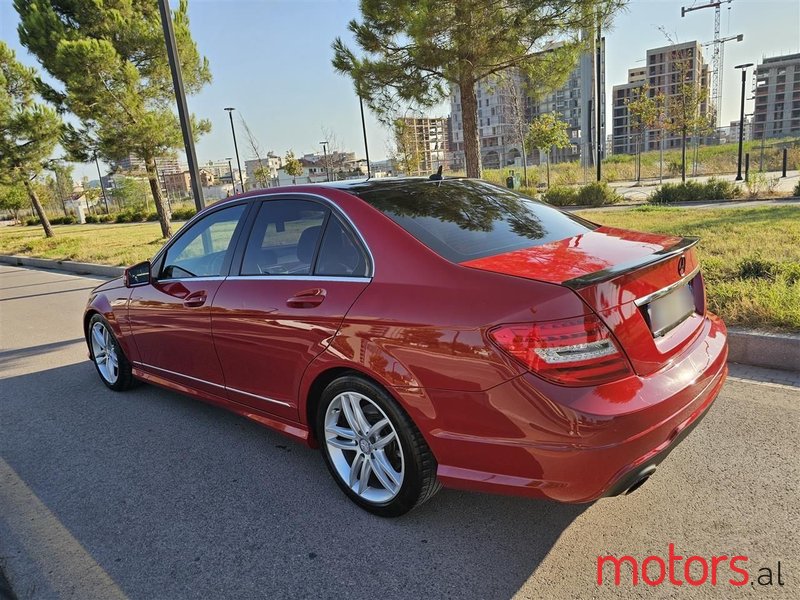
left=681, top=0, right=734, bottom=127
left=702, top=33, right=744, bottom=126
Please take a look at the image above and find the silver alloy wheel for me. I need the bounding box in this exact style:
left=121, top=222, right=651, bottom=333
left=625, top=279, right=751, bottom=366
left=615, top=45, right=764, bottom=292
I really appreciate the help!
left=324, top=391, right=405, bottom=503
left=91, top=321, right=119, bottom=385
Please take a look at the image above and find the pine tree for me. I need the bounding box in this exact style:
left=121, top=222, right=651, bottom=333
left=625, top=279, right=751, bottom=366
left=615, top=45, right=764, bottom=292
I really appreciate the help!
left=15, top=0, right=212, bottom=238
left=0, top=41, right=60, bottom=238
left=333, top=0, right=626, bottom=179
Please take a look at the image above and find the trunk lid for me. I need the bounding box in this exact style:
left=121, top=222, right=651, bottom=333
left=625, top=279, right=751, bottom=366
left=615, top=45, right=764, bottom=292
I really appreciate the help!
left=462, top=226, right=707, bottom=377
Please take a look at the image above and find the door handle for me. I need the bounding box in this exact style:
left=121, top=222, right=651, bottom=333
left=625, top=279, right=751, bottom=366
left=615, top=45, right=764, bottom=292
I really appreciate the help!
left=286, top=288, right=326, bottom=308
left=183, top=290, right=207, bottom=308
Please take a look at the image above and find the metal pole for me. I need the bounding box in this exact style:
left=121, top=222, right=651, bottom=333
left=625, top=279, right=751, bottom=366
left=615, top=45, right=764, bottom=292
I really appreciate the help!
left=94, top=153, right=110, bottom=213
left=734, top=63, right=752, bottom=180
left=782, top=148, right=788, bottom=177
left=745, top=152, right=750, bottom=182
left=226, top=158, right=235, bottom=194
left=225, top=108, right=243, bottom=193
left=596, top=17, right=603, bottom=182
left=359, top=96, right=371, bottom=178
left=157, top=0, right=204, bottom=210
left=320, top=141, right=330, bottom=182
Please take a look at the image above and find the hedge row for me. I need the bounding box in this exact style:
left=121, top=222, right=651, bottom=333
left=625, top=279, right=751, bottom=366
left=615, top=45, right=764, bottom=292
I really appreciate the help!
left=541, top=181, right=622, bottom=207
left=25, top=206, right=198, bottom=226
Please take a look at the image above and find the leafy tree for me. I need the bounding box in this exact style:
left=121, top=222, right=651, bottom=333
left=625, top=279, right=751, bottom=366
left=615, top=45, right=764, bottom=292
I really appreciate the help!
left=0, top=41, right=60, bottom=237
left=16, top=0, right=212, bottom=238
left=390, top=118, right=424, bottom=175
left=49, top=161, right=74, bottom=216
left=496, top=63, right=577, bottom=186
left=663, top=51, right=712, bottom=182
left=626, top=83, right=665, bottom=182
left=527, top=111, right=571, bottom=188
left=332, top=0, right=625, bottom=179
left=283, top=151, right=303, bottom=184
left=111, top=177, right=150, bottom=209
left=0, top=183, right=28, bottom=222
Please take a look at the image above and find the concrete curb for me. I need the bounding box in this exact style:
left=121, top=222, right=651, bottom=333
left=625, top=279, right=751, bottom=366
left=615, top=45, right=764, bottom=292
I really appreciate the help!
left=0, top=254, right=123, bottom=278
left=2, top=254, right=798, bottom=373
left=727, top=328, right=800, bottom=373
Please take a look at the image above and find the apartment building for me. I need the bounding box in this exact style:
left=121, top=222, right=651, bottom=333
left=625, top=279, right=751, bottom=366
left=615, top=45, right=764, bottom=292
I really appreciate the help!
left=449, top=38, right=604, bottom=170
left=394, top=117, right=450, bottom=175
left=753, top=53, right=800, bottom=140
left=612, top=41, right=711, bottom=155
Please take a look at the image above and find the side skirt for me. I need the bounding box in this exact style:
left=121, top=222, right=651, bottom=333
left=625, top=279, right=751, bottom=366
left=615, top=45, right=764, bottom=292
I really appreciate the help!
left=132, top=367, right=312, bottom=445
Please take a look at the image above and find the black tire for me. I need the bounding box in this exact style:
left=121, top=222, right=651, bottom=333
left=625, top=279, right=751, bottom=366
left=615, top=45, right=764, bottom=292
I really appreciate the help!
left=87, top=314, right=136, bottom=391
left=317, top=375, right=441, bottom=517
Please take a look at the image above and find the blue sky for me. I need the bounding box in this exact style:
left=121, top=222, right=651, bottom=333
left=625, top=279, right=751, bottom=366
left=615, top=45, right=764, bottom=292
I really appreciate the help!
left=2, top=0, right=799, bottom=180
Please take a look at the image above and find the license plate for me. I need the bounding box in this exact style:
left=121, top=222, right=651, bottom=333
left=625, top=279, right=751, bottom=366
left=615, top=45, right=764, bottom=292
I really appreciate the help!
left=644, top=283, right=696, bottom=337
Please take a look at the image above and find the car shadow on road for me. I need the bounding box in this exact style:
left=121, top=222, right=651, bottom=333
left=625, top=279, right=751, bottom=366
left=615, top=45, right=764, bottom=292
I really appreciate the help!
left=1, top=362, right=586, bottom=600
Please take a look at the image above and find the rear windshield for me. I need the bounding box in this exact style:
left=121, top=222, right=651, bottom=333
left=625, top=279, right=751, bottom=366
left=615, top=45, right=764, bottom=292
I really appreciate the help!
left=351, top=179, right=596, bottom=262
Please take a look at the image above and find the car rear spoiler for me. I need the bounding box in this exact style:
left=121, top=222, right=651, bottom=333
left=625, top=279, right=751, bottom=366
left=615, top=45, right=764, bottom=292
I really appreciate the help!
left=561, top=236, right=700, bottom=290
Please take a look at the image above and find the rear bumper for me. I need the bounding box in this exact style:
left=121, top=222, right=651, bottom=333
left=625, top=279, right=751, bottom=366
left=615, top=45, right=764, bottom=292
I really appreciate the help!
left=414, top=313, right=728, bottom=503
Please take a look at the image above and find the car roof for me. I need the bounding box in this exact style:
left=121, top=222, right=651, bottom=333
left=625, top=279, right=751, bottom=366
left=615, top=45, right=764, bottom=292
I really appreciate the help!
left=203, top=176, right=472, bottom=211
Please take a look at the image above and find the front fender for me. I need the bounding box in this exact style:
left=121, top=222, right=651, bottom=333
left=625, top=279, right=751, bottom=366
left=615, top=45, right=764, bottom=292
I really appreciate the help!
left=84, top=289, right=137, bottom=362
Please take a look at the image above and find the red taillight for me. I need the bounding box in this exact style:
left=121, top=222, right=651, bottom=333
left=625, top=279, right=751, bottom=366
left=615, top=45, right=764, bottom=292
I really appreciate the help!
left=489, top=315, right=633, bottom=386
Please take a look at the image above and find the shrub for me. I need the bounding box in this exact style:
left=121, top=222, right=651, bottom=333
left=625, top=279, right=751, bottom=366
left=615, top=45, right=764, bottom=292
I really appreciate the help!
left=745, top=173, right=764, bottom=198
left=738, top=258, right=777, bottom=281
left=576, top=181, right=621, bottom=206
left=171, top=207, right=197, bottom=220
left=84, top=214, right=98, bottom=223
left=650, top=178, right=740, bottom=204
left=26, top=217, right=40, bottom=226
left=542, top=185, right=578, bottom=206
left=115, top=212, right=131, bottom=223
left=99, top=213, right=115, bottom=223
left=794, top=180, right=800, bottom=197
left=146, top=211, right=160, bottom=222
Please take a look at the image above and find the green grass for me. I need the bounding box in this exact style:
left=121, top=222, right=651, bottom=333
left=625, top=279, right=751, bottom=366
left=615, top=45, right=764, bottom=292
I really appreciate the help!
left=578, top=205, right=800, bottom=331
left=0, top=222, right=174, bottom=266
left=3, top=205, right=799, bottom=331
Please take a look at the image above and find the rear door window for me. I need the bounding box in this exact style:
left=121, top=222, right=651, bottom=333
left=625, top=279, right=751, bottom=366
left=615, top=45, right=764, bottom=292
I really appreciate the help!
left=241, top=200, right=328, bottom=275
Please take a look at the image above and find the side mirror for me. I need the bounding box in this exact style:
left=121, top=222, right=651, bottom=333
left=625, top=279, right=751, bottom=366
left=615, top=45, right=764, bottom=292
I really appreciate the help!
left=124, top=260, right=152, bottom=288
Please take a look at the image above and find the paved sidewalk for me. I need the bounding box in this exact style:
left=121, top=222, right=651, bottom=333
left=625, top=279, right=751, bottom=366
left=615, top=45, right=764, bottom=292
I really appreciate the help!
left=728, top=363, right=800, bottom=390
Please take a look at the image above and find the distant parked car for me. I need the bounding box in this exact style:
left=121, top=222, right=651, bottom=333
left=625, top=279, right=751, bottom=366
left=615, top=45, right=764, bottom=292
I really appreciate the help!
left=84, top=178, right=728, bottom=516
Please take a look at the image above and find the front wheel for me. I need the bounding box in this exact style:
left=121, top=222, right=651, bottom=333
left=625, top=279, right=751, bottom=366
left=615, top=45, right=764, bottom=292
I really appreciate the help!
left=317, top=375, right=441, bottom=517
left=88, top=314, right=135, bottom=391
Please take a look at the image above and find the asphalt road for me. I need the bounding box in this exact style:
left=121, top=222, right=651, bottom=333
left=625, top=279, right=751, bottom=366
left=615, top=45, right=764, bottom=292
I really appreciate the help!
left=1, top=265, right=798, bottom=600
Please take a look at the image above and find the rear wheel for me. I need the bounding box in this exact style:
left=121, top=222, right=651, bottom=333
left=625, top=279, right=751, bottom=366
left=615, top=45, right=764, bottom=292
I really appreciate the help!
left=317, top=375, right=441, bottom=517
left=88, top=314, right=135, bottom=391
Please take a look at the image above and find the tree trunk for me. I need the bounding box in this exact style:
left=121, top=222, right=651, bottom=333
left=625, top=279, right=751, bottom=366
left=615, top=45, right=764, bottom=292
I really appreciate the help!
left=144, top=156, right=172, bottom=238
left=23, top=178, right=54, bottom=238
left=459, top=79, right=482, bottom=179
left=521, top=139, right=528, bottom=188
left=681, top=127, right=687, bottom=183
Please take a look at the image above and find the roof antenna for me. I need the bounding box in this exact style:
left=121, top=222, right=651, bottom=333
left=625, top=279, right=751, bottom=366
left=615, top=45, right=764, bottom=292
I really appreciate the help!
left=429, top=165, right=443, bottom=181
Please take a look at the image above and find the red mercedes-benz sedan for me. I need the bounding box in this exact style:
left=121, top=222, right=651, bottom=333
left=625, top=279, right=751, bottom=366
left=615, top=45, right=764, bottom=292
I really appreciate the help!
left=84, top=178, right=727, bottom=516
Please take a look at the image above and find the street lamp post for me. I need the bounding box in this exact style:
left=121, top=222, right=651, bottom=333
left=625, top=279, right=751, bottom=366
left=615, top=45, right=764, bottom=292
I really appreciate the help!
left=734, top=63, right=753, bottom=181
left=226, top=157, right=235, bottom=195
left=224, top=107, right=244, bottom=193
left=320, top=141, right=330, bottom=182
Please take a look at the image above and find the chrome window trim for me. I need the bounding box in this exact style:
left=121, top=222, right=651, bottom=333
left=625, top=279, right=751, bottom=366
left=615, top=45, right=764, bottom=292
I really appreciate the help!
left=226, top=275, right=372, bottom=283
left=634, top=264, right=702, bottom=307
left=155, top=276, right=227, bottom=283
left=134, top=361, right=292, bottom=408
